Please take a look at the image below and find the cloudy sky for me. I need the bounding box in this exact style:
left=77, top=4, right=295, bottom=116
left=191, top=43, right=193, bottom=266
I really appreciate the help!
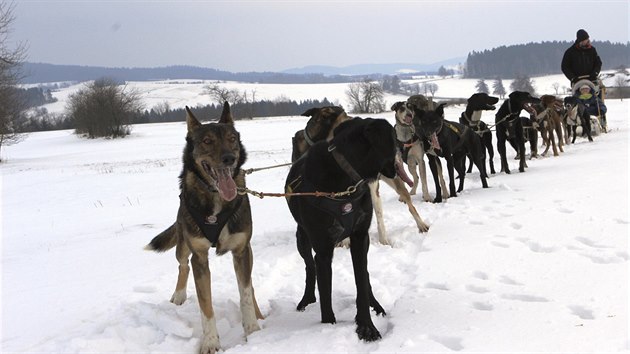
left=11, top=0, right=629, bottom=72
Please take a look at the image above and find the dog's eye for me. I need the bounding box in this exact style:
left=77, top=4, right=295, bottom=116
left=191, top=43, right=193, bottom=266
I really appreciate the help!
left=203, top=137, right=214, bottom=145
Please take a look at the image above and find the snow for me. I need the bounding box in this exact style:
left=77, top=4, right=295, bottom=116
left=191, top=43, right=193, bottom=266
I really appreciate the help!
left=36, top=72, right=624, bottom=116
left=2, top=76, right=629, bottom=353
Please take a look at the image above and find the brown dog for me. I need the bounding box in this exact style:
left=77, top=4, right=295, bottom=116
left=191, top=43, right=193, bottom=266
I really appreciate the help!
left=146, top=103, right=263, bottom=354
left=534, top=95, right=565, bottom=156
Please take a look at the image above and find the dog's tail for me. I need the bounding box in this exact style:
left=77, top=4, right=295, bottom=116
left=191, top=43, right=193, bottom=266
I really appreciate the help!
left=144, top=223, right=177, bottom=252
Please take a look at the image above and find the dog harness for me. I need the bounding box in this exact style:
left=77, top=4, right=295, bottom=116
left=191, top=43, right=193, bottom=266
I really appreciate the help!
left=302, top=177, right=368, bottom=243
left=286, top=144, right=368, bottom=243
left=496, top=98, right=521, bottom=138
left=181, top=193, right=243, bottom=247
left=461, top=111, right=490, bottom=136
left=444, top=121, right=464, bottom=137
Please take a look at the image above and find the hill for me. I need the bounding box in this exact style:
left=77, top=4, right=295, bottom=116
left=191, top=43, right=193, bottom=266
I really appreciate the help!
left=465, top=41, right=630, bottom=78
left=281, top=57, right=465, bottom=76
left=19, top=63, right=357, bottom=85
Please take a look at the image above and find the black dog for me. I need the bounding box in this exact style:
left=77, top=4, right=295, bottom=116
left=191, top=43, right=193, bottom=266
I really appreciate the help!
left=459, top=93, right=499, bottom=174
left=520, top=115, right=540, bottom=159
left=285, top=118, right=406, bottom=341
left=412, top=103, right=488, bottom=202
left=494, top=91, right=540, bottom=174
left=563, top=96, right=593, bottom=143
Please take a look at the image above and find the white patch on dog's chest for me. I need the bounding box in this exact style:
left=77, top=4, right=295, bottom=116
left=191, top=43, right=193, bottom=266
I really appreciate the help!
left=395, top=124, right=415, bottom=142
left=218, top=230, right=250, bottom=252
left=471, top=110, right=482, bottom=122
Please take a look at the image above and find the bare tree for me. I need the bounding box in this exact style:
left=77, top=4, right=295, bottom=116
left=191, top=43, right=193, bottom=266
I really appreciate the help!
left=0, top=2, right=28, bottom=161
left=552, top=82, right=560, bottom=95
left=614, top=74, right=628, bottom=101
left=422, top=82, right=439, bottom=98
left=345, top=79, right=385, bottom=114
left=152, top=101, right=170, bottom=116
left=241, top=88, right=256, bottom=118
left=204, top=83, right=243, bottom=106
left=67, top=78, right=143, bottom=138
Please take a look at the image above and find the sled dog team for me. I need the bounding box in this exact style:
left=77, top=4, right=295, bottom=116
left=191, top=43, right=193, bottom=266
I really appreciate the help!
left=146, top=89, right=602, bottom=353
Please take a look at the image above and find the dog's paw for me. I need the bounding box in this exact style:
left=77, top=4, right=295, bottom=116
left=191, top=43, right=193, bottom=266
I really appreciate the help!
left=170, top=289, right=187, bottom=305
left=370, top=304, right=387, bottom=317
left=243, top=321, right=261, bottom=336
left=296, top=295, right=316, bottom=311
left=321, top=313, right=336, bottom=324
left=198, top=336, right=220, bottom=354
left=356, top=324, right=382, bottom=342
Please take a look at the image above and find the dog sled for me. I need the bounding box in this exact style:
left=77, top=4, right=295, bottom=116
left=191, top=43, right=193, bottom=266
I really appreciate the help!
left=567, top=76, right=607, bottom=137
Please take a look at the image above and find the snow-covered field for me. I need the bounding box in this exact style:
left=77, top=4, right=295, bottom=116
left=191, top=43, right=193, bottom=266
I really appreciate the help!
left=2, top=76, right=629, bottom=353
left=34, top=73, right=607, bottom=116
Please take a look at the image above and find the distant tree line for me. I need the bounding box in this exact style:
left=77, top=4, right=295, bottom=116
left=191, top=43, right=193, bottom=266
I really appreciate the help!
left=465, top=41, right=630, bottom=78
left=19, top=86, right=57, bottom=107
left=19, top=63, right=360, bottom=85
left=134, top=97, right=336, bottom=124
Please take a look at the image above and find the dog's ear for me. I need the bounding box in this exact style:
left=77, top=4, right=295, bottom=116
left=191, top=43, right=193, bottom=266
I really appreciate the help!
left=219, top=101, right=234, bottom=124
left=391, top=102, right=404, bottom=111
left=436, top=103, right=447, bottom=117
left=301, top=108, right=319, bottom=117
left=186, top=106, right=201, bottom=133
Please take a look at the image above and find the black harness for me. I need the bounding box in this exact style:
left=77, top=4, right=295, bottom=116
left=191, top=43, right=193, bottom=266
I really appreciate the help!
left=287, top=145, right=368, bottom=243
left=461, top=111, right=490, bottom=136
left=298, top=177, right=368, bottom=243
left=181, top=193, right=243, bottom=247
left=496, top=99, right=522, bottom=138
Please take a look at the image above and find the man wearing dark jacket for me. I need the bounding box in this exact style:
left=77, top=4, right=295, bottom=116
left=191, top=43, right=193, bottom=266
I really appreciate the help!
left=562, top=29, right=607, bottom=133
left=561, top=29, right=602, bottom=85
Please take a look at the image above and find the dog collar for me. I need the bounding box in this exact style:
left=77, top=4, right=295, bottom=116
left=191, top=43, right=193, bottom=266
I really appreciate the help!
left=435, top=119, right=444, bottom=135
left=304, top=128, right=316, bottom=147
left=462, top=111, right=482, bottom=126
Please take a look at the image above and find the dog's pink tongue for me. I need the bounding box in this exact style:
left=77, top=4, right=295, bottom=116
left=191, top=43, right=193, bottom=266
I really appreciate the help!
left=430, top=133, right=441, bottom=151
left=216, top=168, right=237, bottom=201
left=395, top=155, right=414, bottom=188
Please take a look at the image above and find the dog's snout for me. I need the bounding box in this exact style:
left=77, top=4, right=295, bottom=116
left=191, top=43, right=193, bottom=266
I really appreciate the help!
left=222, top=153, right=236, bottom=166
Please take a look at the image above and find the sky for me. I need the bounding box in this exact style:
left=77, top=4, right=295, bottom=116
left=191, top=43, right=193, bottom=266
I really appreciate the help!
left=10, top=0, right=630, bottom=72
